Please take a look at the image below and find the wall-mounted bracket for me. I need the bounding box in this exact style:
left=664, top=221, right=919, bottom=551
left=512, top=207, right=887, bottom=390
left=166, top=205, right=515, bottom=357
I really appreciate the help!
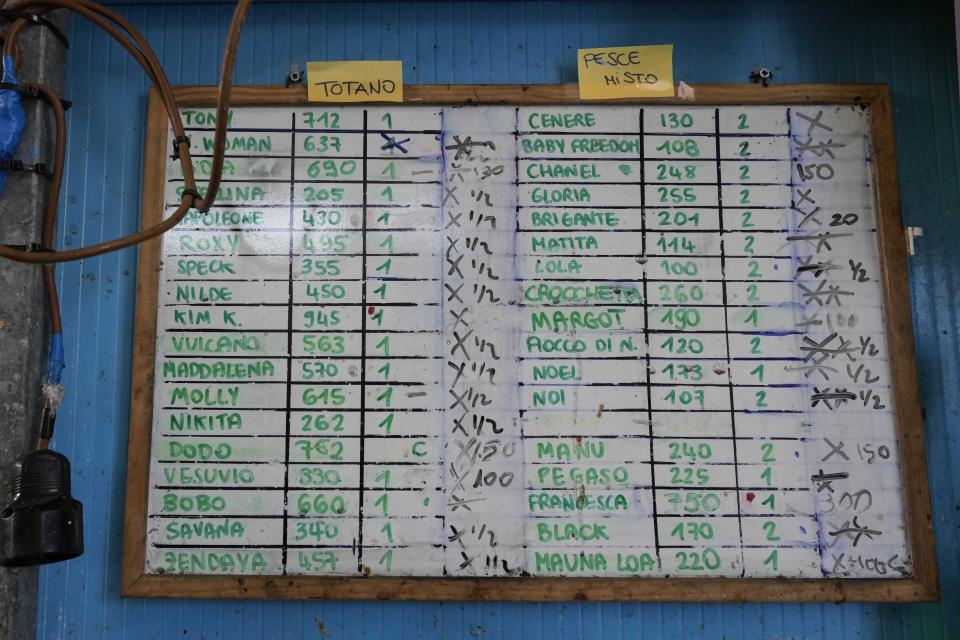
left=905, top=226, right=923, bottom=256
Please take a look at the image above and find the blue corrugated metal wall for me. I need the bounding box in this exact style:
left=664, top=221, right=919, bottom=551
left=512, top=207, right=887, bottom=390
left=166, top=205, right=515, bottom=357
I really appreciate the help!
left=35, top=1, right=960, bottom=637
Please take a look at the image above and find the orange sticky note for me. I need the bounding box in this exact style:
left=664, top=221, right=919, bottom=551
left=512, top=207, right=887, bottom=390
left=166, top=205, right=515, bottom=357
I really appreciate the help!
left=306, top=60, right=403, bottom=102
left=577, top=45, right=674, bottom=99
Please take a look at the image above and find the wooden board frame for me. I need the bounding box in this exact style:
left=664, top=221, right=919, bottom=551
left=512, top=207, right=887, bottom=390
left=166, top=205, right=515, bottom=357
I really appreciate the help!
left=122, top=83, right=937, bottom=602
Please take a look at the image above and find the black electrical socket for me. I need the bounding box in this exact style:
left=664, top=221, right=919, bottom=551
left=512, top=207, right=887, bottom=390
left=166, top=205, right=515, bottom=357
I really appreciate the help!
left=0, top=449, right=83, bottom=567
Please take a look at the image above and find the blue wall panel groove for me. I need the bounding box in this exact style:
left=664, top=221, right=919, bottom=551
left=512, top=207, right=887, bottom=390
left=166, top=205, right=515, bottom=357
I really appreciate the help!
left=34, top=1, right=960, bottom=637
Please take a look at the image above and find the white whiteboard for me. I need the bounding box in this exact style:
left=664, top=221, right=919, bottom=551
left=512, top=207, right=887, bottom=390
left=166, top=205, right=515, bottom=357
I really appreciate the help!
left=142, top=103, right=912, bottom=580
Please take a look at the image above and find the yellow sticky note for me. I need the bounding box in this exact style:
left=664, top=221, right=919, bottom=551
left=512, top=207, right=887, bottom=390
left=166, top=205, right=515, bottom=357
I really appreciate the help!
left=306, top=60, right=403, bottom=102
left=577, top=45, right=674, bottom=99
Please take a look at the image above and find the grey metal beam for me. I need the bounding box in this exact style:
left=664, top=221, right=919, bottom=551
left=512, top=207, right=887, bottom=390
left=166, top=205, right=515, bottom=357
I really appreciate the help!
left=0, top=11, right=68, bottom=640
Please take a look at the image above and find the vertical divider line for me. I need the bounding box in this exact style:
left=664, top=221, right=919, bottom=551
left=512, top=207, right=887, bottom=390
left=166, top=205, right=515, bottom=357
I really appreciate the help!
left=716, top=107, right=746, bottom=575
left=639, top=108, right=661, bottom=567
left=358, top=109, right=368, bottom=572
left=282, top=110, right=296, bottom=574
left=512, top=107, right=528, bottom=568
left=438, top=108, right=448, bottom=575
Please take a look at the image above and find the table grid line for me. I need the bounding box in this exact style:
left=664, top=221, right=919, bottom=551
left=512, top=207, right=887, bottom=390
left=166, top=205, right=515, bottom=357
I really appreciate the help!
left=357, top=109, right=369, bottom=572
left=717, top=107, right=747, bottom=575
left=280, top=112, right=297, bottom=574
